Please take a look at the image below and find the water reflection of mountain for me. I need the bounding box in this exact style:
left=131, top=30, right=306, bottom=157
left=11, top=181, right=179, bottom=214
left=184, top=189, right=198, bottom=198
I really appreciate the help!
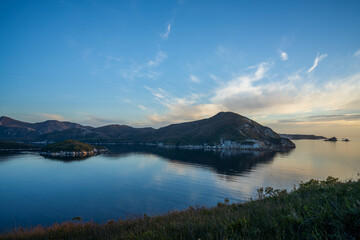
left=105, top=145, right=292, bottom=176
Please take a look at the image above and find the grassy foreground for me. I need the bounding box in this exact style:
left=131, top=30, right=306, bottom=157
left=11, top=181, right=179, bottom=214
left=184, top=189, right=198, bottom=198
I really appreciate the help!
left=1, top=177, right=359, bottom=240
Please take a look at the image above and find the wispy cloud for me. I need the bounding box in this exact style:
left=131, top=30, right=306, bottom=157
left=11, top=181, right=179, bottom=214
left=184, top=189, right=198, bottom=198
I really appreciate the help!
left=148, top=103, right=221, bottom=127
left=307, top=53, right=327, bottom=73
left=143, top=61, right=360, bottom=128
left=209, top=74, right=218, bottom=81
left=212, top=64, right=360, bottom=116
left=138, top=105, right=147, bottom=111
left=278, top=114, right=360, bottom=124
left=120, top=51, right=166, bottom=80
left=119, top=63, right=144, bottom=80
left=148, top=51, right=167, bottom=67
left=212, top=62, right=269, bottom=102
left=39, top=113, right=65, bottom=121
left=144, top=86, right=211, bottom=126
left=161, top=22, right=172, bottom=39
left=354, top=49, right=360, bottom=57
left=279, top=50, right=288, bottom=61
left=189, top=74, right=200, bottom=83
left=145, top=86, right=167, bottom=99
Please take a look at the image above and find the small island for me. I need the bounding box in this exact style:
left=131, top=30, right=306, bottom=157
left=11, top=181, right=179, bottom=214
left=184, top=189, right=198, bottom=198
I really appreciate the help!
left=40, top=140, right=108, bottom=159
left=325, top=137, right=337, bottom=142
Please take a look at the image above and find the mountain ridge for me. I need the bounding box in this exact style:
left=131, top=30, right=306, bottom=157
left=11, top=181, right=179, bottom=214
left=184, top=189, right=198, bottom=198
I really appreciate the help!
left=0, top=116, right=90, bottom=133
left=0, top=112, right=295, bottom=150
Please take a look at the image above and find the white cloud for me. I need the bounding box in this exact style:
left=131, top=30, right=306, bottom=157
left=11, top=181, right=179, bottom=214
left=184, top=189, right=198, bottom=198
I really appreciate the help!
left=210, top=64, right=360, bottom=117
left=189, top=74, right=200, bottom=83
left=162, top=23, right=171, bottom=39
left=138, top=105, right=147, bottom=110
left=148, top=103, right=221, bottom=127
left=279, top=50, right=288, bottom=61
left=354, top=49, right=360, bottom=57
left=287, top=71, right=302, bottom=82
left=212, top=62, right=269, bottom=102
left=148, top=51, right=167, bottom=67
left=307, top=53, right=327, bottom=73
left=143, top=61, right=360, bottom=128
left=145, top=86, right=167, bottom=99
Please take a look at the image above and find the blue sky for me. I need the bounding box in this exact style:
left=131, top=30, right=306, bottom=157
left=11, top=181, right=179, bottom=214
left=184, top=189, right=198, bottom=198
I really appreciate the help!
left=1, top=0, right=360, bottom=136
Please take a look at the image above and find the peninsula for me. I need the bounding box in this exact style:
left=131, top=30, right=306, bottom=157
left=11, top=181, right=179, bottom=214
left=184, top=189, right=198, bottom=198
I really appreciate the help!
left=279, top=134, right=327, bottom=140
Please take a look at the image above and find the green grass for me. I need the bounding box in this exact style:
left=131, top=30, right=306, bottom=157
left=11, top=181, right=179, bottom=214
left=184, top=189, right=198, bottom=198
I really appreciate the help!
left=1, top=177, right=359, bottom=240
left=42, top=140, right=105, bottom=152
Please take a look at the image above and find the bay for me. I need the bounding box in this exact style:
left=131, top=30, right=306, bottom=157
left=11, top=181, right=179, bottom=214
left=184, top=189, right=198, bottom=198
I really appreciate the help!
left=0, top=139, right=359, bottom=231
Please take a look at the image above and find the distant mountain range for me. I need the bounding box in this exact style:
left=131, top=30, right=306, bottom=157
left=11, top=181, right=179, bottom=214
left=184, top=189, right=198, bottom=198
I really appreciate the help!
left=0, top=112, right=295, bottom=150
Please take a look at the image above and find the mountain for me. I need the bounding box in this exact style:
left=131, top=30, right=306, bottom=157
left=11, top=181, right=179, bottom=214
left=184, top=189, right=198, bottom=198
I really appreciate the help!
left=0, top=116, right=87, bottom=132
left=0, top=112, right=295, bottom=150
left=0, top=116, right=90, bottom=141
left=145, top=112, right=294, bottom=150
left=94, top=125, right=155, bottom=139
left=0, top=116, right=34, bottom=128
left=38, top=125, right=155, bottom=143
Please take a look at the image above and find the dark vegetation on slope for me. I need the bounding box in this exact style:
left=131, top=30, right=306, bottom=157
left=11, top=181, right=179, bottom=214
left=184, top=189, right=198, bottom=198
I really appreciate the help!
left=144, top=112, right=286, bottom=146
left=1, top=177, right=359, bottom=240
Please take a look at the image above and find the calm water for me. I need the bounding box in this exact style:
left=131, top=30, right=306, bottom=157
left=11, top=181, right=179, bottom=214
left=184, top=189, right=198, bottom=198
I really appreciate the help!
left=1, top=139, right=359, bottom=231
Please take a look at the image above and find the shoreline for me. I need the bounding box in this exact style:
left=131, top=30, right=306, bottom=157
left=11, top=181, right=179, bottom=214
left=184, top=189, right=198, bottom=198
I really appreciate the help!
left=0, top=140, right=295, bottom=156
left=39, top=148, right=107, bottom=159
left=91, top=139, right=296, bottom=151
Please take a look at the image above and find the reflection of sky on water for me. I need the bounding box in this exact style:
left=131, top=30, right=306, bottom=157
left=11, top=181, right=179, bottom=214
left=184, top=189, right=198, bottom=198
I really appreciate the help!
left=0, top=139, right=359, bottom=231
left=213, top=139, right=360, bottom=199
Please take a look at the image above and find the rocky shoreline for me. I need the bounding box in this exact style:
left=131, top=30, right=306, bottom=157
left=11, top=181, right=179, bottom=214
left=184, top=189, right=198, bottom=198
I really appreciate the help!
left=99, top=138, right=296, bottom=151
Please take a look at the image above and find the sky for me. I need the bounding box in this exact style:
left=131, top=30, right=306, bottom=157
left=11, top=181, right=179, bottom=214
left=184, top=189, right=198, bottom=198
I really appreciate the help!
left=1, top=0, right=360, bottom=137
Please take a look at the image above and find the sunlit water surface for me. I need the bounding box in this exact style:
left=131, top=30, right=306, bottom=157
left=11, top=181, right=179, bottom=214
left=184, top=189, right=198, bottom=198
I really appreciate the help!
left=1, top=139, right=359, bottom=231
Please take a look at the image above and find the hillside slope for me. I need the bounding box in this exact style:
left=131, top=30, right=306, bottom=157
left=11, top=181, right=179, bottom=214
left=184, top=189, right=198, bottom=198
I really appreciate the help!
left=146, top=112, right=294, bottom=150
